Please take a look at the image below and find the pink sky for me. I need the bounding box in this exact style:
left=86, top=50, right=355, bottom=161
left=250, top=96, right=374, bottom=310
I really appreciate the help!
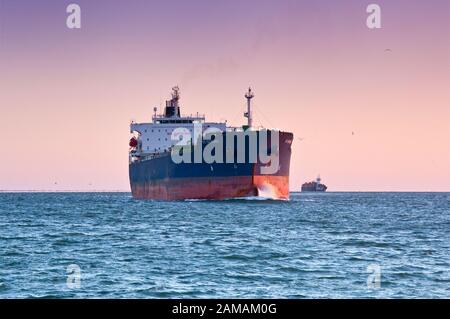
left=0, top=0, right=449, bottom=191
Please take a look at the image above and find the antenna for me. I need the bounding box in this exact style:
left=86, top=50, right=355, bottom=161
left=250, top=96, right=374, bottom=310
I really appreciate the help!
left=244, top=87, right=254, bottom=128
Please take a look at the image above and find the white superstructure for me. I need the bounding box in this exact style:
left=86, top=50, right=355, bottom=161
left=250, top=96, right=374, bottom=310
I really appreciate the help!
left=130, top=87, right=226, bottom=156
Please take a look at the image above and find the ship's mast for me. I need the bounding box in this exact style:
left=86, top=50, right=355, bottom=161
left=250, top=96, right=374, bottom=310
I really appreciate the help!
left=244, top=87, right=254, bottom=128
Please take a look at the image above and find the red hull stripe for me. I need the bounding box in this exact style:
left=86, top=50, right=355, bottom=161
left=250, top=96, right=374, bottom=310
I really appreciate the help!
left=131, top=175, right=289, bottom=200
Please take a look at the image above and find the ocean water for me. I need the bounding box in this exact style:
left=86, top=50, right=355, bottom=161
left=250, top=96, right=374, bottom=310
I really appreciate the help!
left=0, top=192, right=449, bottom=299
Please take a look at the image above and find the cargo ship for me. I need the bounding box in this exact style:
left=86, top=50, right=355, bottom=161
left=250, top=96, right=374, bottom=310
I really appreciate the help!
left=129, top=87, right=293, bottom=200
left=301, top=176, right=327, bottom=192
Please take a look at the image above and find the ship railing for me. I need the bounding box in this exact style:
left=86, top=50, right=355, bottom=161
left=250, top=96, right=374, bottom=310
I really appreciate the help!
left=152, top=114, right=206, bottom=121
left=130, top=150, right=171, bottom=162
left=226, top=125, right=265, bottom=132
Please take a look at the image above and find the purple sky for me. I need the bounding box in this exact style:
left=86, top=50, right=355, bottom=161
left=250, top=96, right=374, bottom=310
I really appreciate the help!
left=0, top=0, right=449, bottom=191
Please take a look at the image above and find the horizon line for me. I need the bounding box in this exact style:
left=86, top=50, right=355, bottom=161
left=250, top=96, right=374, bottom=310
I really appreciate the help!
left=1, top=190, right=449, bottom=193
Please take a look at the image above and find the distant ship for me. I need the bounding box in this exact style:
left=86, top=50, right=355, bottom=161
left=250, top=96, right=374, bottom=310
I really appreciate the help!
left=301, top=176, right=327, bottom=192
left=129, top=86, right=293, bottom=200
